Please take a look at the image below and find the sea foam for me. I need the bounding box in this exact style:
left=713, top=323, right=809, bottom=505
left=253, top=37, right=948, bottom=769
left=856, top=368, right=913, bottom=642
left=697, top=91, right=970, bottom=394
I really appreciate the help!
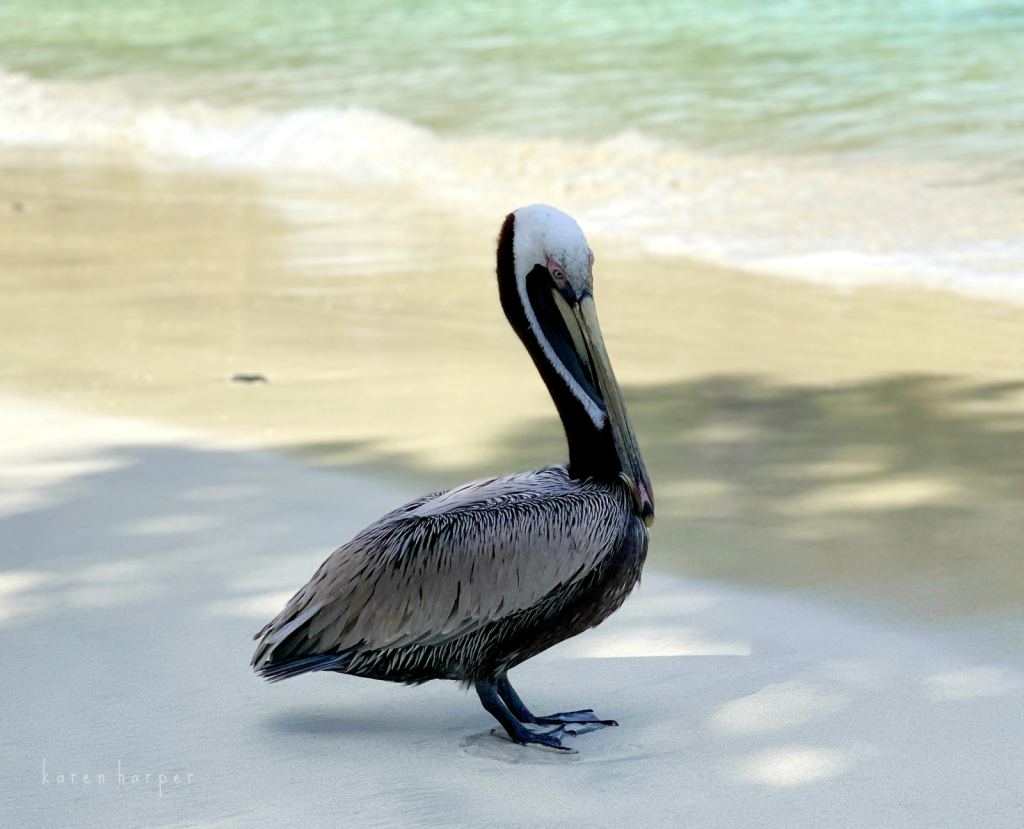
left=3, top=69, right=1023, bottom=302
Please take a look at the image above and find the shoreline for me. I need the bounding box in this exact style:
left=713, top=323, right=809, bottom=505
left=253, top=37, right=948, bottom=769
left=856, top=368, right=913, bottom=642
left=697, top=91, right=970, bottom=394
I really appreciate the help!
left=3, top=66, right=1024, bottom=303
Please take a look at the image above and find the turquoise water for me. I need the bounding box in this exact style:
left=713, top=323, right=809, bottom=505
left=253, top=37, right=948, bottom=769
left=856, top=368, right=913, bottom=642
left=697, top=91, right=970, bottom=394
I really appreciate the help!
left=1, top=0, right=1023, bottom=296
left=2, top=0, right=1022, bottom=162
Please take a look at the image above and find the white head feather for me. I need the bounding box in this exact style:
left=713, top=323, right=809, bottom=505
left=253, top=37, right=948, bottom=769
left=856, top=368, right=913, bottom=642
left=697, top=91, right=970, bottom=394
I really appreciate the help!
left=510, top=205, right=604, bottom=429
left=511, top=204, right=594, bottom=296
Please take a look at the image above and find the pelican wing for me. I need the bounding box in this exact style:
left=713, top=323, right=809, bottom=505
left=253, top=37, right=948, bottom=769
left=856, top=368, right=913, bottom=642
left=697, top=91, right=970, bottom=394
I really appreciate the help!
left=252, top=465, right=628, bottom=669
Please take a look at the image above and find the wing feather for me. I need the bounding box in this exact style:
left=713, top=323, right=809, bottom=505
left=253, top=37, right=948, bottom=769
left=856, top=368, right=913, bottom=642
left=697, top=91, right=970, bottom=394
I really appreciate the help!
left=252, top=466, right=628, bottom=669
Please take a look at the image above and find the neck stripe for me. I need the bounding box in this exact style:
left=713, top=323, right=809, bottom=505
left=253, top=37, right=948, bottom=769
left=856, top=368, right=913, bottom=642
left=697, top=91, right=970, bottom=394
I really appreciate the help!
left=514, top=261, right=606, bottom=430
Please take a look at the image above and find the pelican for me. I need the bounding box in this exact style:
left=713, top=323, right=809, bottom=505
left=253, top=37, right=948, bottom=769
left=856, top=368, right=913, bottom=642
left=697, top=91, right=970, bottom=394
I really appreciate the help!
left=252, top=205, right=654, bottom=753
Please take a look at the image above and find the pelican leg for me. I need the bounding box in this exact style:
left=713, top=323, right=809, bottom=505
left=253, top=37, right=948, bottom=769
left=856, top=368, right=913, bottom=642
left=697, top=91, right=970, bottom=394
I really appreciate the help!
left=474, top=680, right=575, bottom=753
left=495, top=674, right=618, bottom=734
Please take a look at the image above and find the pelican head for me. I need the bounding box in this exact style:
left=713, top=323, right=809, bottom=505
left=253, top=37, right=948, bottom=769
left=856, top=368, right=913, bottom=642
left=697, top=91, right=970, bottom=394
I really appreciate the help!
left=510, top=204, right=595, bottom=301
left=497, top=205, right=654, bottom=526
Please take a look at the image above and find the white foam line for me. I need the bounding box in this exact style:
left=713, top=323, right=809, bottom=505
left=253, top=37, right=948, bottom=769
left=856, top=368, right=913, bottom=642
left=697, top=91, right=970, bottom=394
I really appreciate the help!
left=3, top=69, right=1024, bottom=303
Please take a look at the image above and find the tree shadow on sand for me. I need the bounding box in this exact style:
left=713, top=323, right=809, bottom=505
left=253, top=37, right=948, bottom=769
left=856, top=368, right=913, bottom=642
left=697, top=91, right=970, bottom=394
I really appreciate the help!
left=286, top=373, right=1024, bottom=621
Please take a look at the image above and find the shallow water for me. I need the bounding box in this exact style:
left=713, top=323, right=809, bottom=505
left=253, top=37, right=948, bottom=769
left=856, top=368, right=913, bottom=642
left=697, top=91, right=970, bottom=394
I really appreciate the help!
left=1, top=1, right=1024, bottom=296
left=3, top=0, right=1023, bottom=162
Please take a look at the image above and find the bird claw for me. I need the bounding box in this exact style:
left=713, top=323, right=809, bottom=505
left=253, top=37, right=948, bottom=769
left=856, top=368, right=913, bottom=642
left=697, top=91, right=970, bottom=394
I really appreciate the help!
left=490, top=727, right=578, bottom=754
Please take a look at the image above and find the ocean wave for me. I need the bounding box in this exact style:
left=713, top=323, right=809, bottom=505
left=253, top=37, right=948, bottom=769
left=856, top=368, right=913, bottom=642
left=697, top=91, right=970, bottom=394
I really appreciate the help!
left=3, top=69, right=1023, bottom=301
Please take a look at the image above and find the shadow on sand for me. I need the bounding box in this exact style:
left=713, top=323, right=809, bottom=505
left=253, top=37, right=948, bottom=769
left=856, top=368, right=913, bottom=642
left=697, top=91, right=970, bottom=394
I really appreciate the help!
left=285, top=373, right=1024, bottom=621
left=3, top=385, right=1024, bottom=827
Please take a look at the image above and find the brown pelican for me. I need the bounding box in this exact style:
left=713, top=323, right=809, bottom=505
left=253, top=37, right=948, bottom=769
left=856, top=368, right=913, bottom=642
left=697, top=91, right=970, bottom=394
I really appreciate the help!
left=252, top=205, right=654, bottom=753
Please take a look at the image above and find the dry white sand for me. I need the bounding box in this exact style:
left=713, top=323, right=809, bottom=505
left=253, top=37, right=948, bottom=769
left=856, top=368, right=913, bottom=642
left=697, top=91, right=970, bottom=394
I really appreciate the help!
left=2, top=395, right=1022, bottom=828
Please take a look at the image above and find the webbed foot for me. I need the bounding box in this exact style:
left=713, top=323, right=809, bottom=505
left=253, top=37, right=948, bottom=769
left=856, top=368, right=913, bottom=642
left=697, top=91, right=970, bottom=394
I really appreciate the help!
left=489, top=725, right=577, bottom=754
left=489, top=674, right=620, bottom=737
left=535, top=709, right=618, bottom=733
left=476, top=680, right=578, bottom=753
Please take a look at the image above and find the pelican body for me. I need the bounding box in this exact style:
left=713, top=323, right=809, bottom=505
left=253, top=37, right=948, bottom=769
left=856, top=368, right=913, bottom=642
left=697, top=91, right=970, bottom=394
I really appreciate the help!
left=253, top=205, right=654, bottom=752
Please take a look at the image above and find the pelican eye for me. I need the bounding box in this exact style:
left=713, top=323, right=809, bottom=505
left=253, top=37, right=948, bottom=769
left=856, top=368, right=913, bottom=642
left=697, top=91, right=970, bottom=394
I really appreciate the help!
left=545, top=255, right=569, bottom=290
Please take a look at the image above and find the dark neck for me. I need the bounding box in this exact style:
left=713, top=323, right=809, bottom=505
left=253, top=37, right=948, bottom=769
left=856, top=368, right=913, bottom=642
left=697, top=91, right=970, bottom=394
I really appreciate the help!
left=496, top=213, right=621, bottom=483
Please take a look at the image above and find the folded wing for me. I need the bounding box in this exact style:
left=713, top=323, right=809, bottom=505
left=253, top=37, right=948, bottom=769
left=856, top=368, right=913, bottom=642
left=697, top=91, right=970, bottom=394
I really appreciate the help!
left=252, top=466, right=627, bottom=671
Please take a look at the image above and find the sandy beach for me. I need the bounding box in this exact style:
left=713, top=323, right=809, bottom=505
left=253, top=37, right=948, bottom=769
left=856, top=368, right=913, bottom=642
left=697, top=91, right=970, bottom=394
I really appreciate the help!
left=4, top=1, right=1024, bottom=822
left=2, top=146, right=1024, bottom=827
left=2, top=394, right=1023, bottom=828
left=3, top=151, right=1024, bottom=639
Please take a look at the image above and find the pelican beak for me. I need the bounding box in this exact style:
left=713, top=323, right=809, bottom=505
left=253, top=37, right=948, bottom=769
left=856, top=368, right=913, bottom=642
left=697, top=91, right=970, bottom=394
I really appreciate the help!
left=554, top=290, right=655, bottom=526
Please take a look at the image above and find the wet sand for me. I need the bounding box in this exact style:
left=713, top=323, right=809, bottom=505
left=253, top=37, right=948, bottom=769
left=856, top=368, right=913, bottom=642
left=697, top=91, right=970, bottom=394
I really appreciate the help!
left=2, top=149, right=1024, bottom=635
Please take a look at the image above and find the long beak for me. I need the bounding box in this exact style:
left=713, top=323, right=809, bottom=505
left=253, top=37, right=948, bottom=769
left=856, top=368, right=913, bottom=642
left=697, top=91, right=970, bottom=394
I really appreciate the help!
left=556, top=291, right=655, bottom=526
